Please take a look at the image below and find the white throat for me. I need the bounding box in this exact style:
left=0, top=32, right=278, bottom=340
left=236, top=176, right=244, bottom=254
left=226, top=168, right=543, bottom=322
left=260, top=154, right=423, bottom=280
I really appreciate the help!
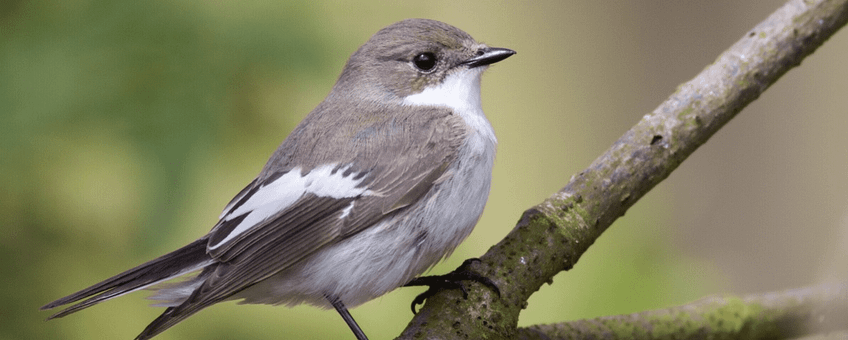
left=402, top=68, right=496, bottom=143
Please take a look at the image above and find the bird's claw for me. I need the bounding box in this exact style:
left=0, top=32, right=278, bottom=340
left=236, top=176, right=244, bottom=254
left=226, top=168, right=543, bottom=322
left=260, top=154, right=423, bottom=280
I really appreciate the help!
left=404, top=258, right=500, bottom=314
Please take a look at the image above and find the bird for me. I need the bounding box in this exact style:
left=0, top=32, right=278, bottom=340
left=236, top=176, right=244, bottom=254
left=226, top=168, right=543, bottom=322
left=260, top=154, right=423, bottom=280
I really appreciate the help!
left=41, top=18, right=515, bottom=340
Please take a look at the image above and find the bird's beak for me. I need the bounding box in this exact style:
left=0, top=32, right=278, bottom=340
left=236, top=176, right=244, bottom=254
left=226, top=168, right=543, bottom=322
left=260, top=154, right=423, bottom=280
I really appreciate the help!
left=461, top=47, right=516, bottom=68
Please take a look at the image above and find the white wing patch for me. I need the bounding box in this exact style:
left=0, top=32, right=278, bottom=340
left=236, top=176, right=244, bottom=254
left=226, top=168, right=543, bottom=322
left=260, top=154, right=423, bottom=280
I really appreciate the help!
left=209, top=164, right=371, bottom=250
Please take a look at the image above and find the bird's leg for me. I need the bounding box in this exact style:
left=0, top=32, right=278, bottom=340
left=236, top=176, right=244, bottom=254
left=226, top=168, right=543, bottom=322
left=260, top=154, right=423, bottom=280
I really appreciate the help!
left=403, top=258, right=500, bottom=314
left=326, top=295, right=369, bottom=340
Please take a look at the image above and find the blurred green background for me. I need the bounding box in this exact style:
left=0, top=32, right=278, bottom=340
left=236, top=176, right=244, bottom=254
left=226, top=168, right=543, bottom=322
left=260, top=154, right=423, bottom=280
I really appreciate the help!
left=3, top=1, right=847, bottom=339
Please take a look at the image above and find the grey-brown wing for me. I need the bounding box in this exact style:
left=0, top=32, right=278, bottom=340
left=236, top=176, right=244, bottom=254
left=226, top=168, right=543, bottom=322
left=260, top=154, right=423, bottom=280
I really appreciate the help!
left=137, top=106, right=468, bottom=335
left=206, top=104, right=466, bottom=261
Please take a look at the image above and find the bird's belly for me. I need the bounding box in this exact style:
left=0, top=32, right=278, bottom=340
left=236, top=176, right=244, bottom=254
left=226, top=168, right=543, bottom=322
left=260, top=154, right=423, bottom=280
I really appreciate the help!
left=236, top=133, right=496, bottom=309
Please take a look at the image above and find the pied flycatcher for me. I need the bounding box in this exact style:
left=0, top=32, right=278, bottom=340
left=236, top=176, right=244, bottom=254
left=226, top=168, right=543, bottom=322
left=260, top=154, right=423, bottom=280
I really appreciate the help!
left=41, top=18, right=515, bottom=340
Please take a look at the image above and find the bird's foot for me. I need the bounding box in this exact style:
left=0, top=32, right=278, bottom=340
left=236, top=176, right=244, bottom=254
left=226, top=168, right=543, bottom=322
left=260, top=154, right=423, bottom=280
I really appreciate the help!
left=403, top=258, right=500, bottom=314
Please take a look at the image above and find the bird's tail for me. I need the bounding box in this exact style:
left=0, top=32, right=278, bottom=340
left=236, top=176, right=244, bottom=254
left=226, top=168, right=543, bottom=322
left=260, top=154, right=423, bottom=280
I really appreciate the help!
left=40, top=237, right=213, bottom=319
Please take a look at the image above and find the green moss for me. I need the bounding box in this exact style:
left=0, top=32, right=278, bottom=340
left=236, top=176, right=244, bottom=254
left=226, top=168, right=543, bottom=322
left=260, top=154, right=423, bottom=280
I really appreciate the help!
left=602, top=317, right=636, bottom=338
left=649, top=313, right=678, bottom=338
left=528, top=194, right=593, bottom=247
left=677, top=107, right=694, bottom=120
left=708, top=298, right=748, bottom=333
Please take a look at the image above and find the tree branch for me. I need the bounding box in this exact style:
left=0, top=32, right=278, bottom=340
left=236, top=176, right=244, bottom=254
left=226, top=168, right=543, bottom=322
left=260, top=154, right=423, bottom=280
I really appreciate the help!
left=397, top=0, right=848, bottom=339
left=515, top=282, right=848, bottom=340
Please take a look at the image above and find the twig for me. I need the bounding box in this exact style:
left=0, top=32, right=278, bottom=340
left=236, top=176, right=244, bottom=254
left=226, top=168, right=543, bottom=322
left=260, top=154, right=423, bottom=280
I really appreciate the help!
left=516, top=282, right=848, bottom=340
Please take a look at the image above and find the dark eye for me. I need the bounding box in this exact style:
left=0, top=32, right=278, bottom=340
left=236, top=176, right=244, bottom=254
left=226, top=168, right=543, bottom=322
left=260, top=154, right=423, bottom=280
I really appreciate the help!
left=412, top=52, right=437, bottom=72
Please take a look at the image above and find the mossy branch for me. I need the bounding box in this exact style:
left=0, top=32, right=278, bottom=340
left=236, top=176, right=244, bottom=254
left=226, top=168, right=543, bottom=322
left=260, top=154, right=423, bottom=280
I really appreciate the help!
left=516, top=282, right=848, bottom=340
left=397, top=0, right=848, bottom=339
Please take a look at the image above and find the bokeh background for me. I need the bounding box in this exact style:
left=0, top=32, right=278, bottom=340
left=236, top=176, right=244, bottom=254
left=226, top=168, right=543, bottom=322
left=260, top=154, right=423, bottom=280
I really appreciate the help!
left=3, top=1, right=847, bottom=339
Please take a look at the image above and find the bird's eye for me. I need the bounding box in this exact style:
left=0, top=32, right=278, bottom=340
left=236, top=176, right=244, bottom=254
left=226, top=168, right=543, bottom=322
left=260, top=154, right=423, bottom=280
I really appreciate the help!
left=412, top=52, right=437, bottom=72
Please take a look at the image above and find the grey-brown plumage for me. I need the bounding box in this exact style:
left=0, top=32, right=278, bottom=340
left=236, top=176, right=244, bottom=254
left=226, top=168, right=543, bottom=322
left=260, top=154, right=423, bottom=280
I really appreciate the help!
left=41, top=18, right=514, bottom=340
